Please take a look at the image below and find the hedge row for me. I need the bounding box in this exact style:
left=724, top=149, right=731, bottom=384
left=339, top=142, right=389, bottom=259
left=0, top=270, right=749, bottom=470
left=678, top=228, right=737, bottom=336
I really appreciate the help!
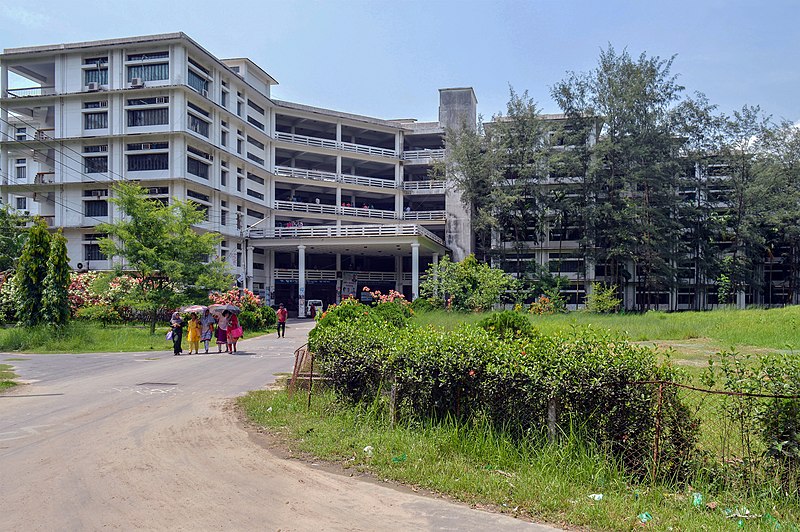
left=309, top=305, right=698, bottom=477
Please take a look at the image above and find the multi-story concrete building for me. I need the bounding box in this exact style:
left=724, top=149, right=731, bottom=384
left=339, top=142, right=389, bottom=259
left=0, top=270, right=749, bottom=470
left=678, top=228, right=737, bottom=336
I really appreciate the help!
left=0, top=33, right=476, bottom=316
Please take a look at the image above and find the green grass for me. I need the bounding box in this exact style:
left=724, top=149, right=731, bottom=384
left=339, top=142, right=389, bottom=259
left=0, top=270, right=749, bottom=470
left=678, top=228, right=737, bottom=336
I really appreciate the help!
left=240, top=389, right=799, bottom=531
left=414, top=307, right=800, bottom=351
left=0, top=363, right=18, bottom=391
left=0, top=321, right=274, bottom=353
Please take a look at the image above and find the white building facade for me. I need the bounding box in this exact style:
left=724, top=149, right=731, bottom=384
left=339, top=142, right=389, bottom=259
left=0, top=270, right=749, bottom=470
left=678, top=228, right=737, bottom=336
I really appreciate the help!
left=1, top=33, right=476, bottom=316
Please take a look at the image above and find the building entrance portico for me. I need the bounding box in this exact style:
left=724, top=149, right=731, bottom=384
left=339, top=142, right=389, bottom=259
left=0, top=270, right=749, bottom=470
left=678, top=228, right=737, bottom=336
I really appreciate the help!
left=246, top=223, right=448, bottom=317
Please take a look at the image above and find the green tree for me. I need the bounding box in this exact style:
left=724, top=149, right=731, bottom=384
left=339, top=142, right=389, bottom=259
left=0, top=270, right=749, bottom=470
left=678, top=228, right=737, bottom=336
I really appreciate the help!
left=13, top=218, right=51, bottom=326
left=420, top=254, right=518, bottom=312
left=553, top=46, right=692, bottom=310
left=0, top=205, right=29, bottom=273
left=41, top=229, right=71, bottom=327
left=445, top=89, right=551, bottom=266
left=97, top=182, right=231, bottom=333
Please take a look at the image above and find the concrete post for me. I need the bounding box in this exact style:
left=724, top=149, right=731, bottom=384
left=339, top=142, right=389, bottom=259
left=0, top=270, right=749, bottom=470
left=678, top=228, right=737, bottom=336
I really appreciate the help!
left=246, top=246, right=254, bottom=290
left=298, top=245, right=306, bottom=318
left=411, top=243, right=420, bottom=301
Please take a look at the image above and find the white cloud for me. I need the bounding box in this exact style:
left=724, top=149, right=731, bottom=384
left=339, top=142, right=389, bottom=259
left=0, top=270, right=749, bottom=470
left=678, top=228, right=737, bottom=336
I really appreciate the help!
left=1, top=3, right=51, bottom=29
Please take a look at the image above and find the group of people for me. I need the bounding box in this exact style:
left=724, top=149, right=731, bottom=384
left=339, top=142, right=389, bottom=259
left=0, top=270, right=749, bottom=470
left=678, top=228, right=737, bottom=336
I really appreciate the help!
left=169, top=308, right=242, bottom=356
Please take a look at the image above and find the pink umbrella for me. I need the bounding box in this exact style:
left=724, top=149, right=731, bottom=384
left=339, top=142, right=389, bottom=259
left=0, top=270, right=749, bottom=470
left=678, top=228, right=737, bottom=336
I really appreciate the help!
left=181, top=304, right=208, bottom=314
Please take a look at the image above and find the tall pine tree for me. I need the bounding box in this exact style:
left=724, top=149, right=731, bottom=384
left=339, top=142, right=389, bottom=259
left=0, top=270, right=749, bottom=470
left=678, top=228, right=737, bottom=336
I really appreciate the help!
left=14, top=218, right=50, bottom=326
left=41, top=229, right=71, bottom=327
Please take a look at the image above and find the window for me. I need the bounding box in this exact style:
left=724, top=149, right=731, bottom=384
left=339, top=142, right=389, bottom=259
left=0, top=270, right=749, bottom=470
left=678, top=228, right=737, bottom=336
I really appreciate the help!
left=15, top=165, right=26, bottom=180
left=84, top=156, right=108, bottom=173
left=187, top=157, right=209, bottom=179
left=85, top=68, right=108, bottom=85
left=127, top=63, right=169, bottom=82
left=84, top=244, right=107, bottom=261
left=187, top=101, right=210, bottom=117
left=15, top=128, right=26, bottom=141
left=128, top=108, right=169, bottom=127
left=247, top=136, right=264, bottom=150
left=247, top=172, right=264, bottom=184
left=237, top=176, right=243, bottom=192
left=187, top=145, right=212, bottom=160
left=247, top=99, right=265, bottom=115
left=236, top=101, right=243, bottom=116
left=247, top=209, right=264, bottom=219
left=84, top=101, right=108, bottom=109
left=247, top=116, right=265, bottom=130
left=127, top=96, right=169, bottom=105
left=128, top=153, right=169, bottom=171
left=221, top=169, right=228, bottom=186
left=221, top=130, right=228, bottom=147
left=187, top=114, right=210, bottom=137
left=187, top=189, right=210, bottom=202
left=127, top=141, right=168, bottom=151
left=237, top=139, right=243, bottom=154
left=84, top=144, right=108, bottom=153
left=221, top=210, right=227, bottom=226
left=247, top=153, right=264, bottom=165
left=247, top=189, right=264, bottom=200
left=190, top=201, right=209, bottom=221
left=221, top=90, right=228, bottom=107
left=16, top=197, right=26, bottom=210
left=188, top=70, right=208, bottom=93
left=84, top=112, right=108, bottom=129
left=85, top=200, right=109, bottom=217
left=127, top=51, right=169, bottom=61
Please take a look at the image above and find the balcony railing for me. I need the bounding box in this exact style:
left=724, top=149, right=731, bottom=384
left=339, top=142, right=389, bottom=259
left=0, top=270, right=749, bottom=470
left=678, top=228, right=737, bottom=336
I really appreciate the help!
left=338, top=205, right=396, bottom=220
left=274, top=165, right=395, bottom=189
left=275, top=132, right=397, bottom=158
left=6, top=86, right=56, bottom=98
left=339, top=140, right=396, bottom=158
left=273, top=200, right=338, bottom=216
left=403, top=210, right=446, bottom=221
left=402, top=180, right=447, bottom=191
left=273, top=269, right=400, bottom=282
left=248, top=223, right=445, bottom=246
left=35, top=172, right=55, bottom=184
left=34, top=128, right=55, bottom=141
left=402, top=149, right=445, bottom=161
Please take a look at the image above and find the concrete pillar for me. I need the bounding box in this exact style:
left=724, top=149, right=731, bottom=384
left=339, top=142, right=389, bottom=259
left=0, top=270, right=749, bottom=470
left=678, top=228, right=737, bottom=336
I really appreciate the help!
left=298, top=244, right=306, bottom=317
left=246, top=246, right=254, bottom=291
left=267, top=249, right=275, bottom=306
left=395, top=256, right=403, bottom=293
left=432, top=253, right=439, bottom=298
left=411, top=243, right=420, bottom=301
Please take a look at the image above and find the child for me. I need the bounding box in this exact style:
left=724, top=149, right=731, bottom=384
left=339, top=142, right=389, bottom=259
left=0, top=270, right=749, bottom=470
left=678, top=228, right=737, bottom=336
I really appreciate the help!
left=186, top=312, right=200, bottom=354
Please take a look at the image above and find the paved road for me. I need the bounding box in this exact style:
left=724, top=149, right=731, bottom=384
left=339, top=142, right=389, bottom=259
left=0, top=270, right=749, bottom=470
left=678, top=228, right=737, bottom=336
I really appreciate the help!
left=1, top=320, right=558, bottom=531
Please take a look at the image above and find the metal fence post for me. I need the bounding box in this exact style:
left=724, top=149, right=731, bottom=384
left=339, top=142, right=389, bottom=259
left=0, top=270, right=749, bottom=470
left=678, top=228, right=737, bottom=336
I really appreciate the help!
left=652, top=382, right=664, bottom=482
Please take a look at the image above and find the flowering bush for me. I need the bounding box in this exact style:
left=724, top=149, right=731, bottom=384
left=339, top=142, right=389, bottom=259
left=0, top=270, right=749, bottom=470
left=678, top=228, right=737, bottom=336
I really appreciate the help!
left=68, top=272, right=144, bottom=319
left=208, top=288, right=262, bottom=312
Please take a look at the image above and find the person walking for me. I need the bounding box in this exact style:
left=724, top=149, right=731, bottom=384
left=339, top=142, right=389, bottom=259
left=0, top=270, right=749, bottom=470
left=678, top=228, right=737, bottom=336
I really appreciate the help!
left=227, top=312, right=242, bottom=353
left=309, top=303, right=316, bottom=319
left=200, top=309, right=215, bottom=354
left=276, top=303, right=288, bottom=338
left=216, top=310, right=229, bottom=353
left=186, top=312, right=200, bottom=354
left=170, top=311, right=184, bottom=356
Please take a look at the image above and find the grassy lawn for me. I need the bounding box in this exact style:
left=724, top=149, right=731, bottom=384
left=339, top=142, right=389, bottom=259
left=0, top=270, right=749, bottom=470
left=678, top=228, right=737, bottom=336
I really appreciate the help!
left=0, top=363, right=18, bottom=392
left=0, top=321, right=274, bottom=354
left=413, top=306, right=800, bottom=379
left=241, top=389, right=798, bottom=531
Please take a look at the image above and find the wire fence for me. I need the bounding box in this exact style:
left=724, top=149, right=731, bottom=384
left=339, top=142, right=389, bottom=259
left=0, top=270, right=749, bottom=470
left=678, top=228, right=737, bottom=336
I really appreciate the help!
left=629, top=381, right=800, bottom=494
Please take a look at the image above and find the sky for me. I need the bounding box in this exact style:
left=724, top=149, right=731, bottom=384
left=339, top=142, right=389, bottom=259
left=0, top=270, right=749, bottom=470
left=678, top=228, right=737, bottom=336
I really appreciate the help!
left=2, top=0, right=798, bottom=124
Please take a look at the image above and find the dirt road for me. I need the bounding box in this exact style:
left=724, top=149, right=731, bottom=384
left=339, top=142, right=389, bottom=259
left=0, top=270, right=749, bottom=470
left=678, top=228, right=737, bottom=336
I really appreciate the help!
left=1, top=321, right=557, bottom=531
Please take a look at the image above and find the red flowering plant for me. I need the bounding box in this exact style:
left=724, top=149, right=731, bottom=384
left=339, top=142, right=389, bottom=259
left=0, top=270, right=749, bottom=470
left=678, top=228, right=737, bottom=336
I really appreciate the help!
left=361, top=286, right=413, bottom=327
left=207, top=288, right=262, bottom=312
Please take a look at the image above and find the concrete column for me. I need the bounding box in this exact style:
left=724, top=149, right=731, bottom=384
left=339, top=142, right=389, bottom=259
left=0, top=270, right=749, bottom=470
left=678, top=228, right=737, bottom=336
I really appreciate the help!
left=432, top=253, right=439, bottom=298
left=267, top=249, right=275, bottom=306
left=246, top=246, right=254, bottom=291
left=395, top=256, right=403, bottom=293
left=298, top=244, right=306, bottom=317
left=411, top=243, right=420, bottom=301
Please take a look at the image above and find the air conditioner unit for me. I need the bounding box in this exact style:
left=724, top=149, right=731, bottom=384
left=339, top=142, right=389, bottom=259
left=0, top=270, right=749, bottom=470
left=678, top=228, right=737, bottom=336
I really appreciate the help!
left=130, top=77, right=144, bottom=88
left=87, top=82, right=100, bottom=92
left=142, top=143, right=152, bottom=150
left=155, top=96, right=167, bottom=103
left=201, top=89, right=208, bottom=98
left=99, top=100, right=109, bottom=107
left=92, top=190, right=105, bottom=197
left=76, top=262, right=88, bottom=272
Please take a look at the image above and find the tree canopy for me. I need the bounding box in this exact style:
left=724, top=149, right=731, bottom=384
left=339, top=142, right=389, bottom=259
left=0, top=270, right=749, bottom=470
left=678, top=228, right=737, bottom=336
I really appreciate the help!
left=97, top=182, right=231, bottom=331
